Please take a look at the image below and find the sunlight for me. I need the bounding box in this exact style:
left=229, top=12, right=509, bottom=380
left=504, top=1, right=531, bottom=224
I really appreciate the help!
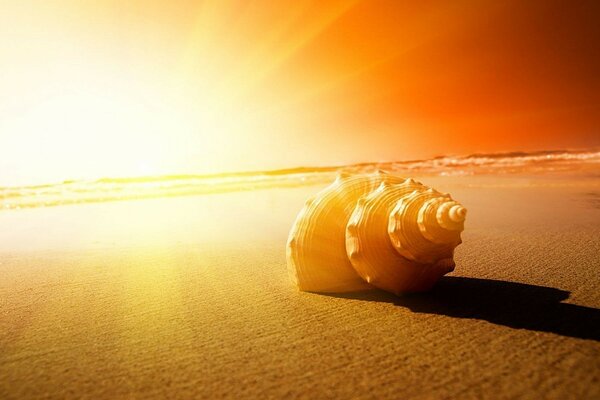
left=1, top=0, right=597, bottom=187
left=0, top=0, right=379, bottom=186
left=1, top=84, right=180, bottom=184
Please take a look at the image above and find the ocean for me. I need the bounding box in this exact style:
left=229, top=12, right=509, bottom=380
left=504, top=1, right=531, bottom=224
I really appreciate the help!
left=2, top=149, right=598, bottom=210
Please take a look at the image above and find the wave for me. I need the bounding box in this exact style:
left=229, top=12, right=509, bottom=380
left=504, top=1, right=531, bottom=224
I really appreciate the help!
left=2, top=148, right=599, bottom=210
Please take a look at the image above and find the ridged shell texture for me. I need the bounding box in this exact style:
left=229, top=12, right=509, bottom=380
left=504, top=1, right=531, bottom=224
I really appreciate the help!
left=287, top=171, right=466, bottom=295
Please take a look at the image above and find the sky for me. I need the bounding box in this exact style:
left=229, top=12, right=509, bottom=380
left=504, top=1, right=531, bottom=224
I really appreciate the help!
left=1, top=0, right=599, bottom=185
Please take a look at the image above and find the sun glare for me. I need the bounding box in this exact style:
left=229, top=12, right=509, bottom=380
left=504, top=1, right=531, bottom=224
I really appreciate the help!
left=0, top=0, right=378, bottom=186
left=1, top=0, right=598, bottom=186
left=2, top=83, right=182, bottom=183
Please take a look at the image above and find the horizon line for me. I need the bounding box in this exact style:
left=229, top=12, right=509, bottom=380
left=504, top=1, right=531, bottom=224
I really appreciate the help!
left=3, top=146, right=599, bottom=190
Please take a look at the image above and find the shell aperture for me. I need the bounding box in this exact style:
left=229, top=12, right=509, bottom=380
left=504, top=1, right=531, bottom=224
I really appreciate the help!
left=287, top=172, right=466, bottom=295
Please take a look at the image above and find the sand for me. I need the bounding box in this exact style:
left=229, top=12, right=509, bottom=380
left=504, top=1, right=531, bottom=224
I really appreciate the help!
left=1, top=175, right=599, bottom=399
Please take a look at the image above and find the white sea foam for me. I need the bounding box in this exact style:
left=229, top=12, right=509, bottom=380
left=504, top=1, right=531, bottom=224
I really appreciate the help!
left=2, top=149, right=598, bottom=210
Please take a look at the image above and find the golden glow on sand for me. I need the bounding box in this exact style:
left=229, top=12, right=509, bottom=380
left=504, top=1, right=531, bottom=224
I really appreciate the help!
left=1, top=1, right=598, bottom=185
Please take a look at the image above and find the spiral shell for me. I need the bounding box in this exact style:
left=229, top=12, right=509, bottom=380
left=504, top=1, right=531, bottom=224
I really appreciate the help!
left=287, top=172, right=466, bottom=295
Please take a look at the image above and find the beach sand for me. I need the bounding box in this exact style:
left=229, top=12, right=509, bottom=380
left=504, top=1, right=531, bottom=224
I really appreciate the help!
left=1, top=175, right=599, bottom=399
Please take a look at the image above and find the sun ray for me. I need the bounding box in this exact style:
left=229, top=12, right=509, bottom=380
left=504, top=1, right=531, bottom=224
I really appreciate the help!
left=175, top=0, right=362, bottom=106
left=250, top=0, right=492, bottom=117
left=228, top=0, right=362, bottom=100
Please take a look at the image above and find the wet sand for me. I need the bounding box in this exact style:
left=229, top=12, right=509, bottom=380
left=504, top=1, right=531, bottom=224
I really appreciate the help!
left=1, top=175, right=599, bottom=399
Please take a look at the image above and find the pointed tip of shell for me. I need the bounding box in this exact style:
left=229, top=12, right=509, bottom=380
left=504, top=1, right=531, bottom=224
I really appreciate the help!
left=364, top=184, right=386, bottom=202
left=346, top=235, right=361, bottom=260
left=387, top=226, right=401, bottom=247
left=348, top=249, right=361, bottom=261
left=448, top=205, right=467, bottom=223
left=287, top=236, right=296, bottom=248
left=387, top=213, right=399, bottom=233
left=357, top=197, right=367, bottom=207
left=435, top=200, right=467, bottom=231
left=376, top=180, right=391, bottom=191
left=335, top=171, right=351, bottom=183
left=346, top=221, right=358, bottom=235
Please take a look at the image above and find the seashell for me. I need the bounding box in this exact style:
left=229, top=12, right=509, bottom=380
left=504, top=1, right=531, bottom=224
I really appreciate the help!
left=287, top=172, right=466, bottom=295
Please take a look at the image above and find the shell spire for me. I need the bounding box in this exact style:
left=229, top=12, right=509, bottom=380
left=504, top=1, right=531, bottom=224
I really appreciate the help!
left=287, top=172, right=466, bottom=295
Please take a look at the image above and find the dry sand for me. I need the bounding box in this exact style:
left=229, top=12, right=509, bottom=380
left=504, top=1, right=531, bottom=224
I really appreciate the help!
left=1, top=175, right=599, bottom=399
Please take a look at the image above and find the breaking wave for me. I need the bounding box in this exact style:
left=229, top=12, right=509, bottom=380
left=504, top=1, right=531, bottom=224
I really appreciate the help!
left=2, top=149, right=598, bottom=210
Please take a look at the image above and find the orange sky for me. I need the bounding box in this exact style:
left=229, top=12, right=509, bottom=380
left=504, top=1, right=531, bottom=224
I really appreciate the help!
left=1, top=0, right=599, bottom=184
